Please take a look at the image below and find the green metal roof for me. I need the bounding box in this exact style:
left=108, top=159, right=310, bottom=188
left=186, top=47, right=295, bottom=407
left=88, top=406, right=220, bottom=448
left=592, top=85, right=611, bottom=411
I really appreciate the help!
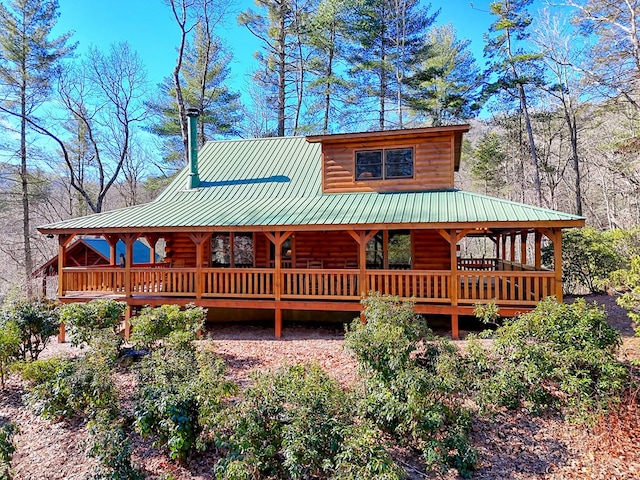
left=38, top=135, right=584, bottom=233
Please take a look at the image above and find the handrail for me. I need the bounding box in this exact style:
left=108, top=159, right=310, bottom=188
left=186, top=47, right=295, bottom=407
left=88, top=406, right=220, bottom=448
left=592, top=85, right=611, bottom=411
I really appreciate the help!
left=60, top=266, right=557, bottom=305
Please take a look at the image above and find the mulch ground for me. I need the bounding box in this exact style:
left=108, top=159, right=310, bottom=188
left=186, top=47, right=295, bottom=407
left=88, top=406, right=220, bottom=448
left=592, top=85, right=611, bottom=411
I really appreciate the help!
left=1, top=294, right=639, bottom=479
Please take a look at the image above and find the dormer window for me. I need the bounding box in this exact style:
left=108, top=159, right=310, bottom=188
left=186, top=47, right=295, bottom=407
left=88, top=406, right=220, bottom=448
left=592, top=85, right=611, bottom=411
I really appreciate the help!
left=355, top=148, right=413, bottom=180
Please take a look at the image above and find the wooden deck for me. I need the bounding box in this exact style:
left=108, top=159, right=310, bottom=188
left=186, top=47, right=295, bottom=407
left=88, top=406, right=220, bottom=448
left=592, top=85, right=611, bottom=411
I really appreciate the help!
left=58, top=262, right=557, bottom=340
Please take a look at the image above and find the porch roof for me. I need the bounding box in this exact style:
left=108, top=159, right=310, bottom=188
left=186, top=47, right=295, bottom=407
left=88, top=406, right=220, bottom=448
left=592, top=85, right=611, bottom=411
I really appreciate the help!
left=38, top=135, right=584, bottom=234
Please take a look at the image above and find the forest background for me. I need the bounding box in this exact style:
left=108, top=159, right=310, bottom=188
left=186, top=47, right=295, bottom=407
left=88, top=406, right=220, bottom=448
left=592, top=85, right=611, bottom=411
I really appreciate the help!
left=0, top=0, right=638, bottom=298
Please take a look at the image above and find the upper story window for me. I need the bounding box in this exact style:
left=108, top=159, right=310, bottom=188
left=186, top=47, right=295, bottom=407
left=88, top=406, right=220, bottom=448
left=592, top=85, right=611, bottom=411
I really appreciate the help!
left=355, top=147, right=413, bottom=180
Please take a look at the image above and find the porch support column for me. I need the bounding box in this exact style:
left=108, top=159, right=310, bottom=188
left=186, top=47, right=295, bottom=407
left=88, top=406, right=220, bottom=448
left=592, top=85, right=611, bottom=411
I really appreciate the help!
left=449, top=229, right=459, bottom=340
left=123, top=305, right=132, bottom=341
left=510, top=233, right=516, bottom=262
left=264, top=231, right=293, bottom=338
left=347, top=230, right=378, bottom=299
left=144, top=234, right=161, bottom=263
left=57, top=234, right=75, bottom=343
left=520, top=229, right=528, bottom=266
left=534, top=231, right=542, bottom=269
left=383, top=230, right=389, bottom=269
left=104, top=234, right=119, bottom=265
left=189, top=233, right=210, bottom=300
left=553, top=228, right=563, bottom=302
left=120, top=233, right=139, bottom=299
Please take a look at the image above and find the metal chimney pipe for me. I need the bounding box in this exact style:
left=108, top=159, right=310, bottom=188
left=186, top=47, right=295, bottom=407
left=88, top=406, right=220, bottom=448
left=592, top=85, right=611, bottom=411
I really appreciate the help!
left=186, top=107, right=200, bottom=189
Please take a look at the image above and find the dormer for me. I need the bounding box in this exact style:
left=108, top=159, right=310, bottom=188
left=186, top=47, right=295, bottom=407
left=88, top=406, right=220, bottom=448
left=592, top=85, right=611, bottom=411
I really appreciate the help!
left=307, top=125, right=470, bottom=193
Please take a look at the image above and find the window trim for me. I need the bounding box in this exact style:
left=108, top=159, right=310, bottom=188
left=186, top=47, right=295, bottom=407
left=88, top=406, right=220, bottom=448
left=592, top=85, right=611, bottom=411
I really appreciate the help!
left=354, top=146, right=414, bottom=181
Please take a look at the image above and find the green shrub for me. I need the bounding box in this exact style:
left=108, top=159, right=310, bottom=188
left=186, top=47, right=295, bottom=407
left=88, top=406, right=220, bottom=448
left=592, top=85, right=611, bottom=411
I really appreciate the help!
left=345, top=293, right=431, bottom=381
left=59, top=300, right=127, bottom=348
left=130, top=304, right=205, bottom=350
left=608, top=255, right=640, bottom=335
left=0, top=299, right=59, bottom=361
left=476, top=297, right=627, bottom=421
left=345, top=294, right=476, bottom=477
left=542, top=227, right=622, bottom=294
left=134, top=340, right=235, bottom=463
left=214, top=363, right=401, bottom=480
left=0, top=321, right=21, bottom=389
left=86, top=412, right=142, bottom=480
left=0, top=422, right=17, bottom=480
left=20, top=357, right=118, bottom=421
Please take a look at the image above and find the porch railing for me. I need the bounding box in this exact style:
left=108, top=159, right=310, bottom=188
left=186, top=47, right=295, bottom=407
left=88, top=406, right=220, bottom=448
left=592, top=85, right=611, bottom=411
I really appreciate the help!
left=457, top=270, right=555, bottom=305
left=61, top=266, right=558, bottom=306
left=366, top=270, right=450, bottom=302
left=282, top=269, right=359, bottom=300
left=203, top=268, right=274, bottom=298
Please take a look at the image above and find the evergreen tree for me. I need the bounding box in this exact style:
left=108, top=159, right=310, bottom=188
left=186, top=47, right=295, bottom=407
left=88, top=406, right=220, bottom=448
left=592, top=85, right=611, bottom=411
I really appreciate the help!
left=483, top=0, right=545, bottom=206
left=0, top=0, right=74, bottom=291
left=346, top=0, right=437, bottom=130
left=148, top=25, right=242, bottom=166
left=404, top=25, right=482, bottom=126
left=239, top=0, right=317, bottom=136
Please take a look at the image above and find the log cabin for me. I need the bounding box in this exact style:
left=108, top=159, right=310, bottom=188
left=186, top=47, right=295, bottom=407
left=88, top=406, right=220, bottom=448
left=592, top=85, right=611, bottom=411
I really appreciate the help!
left=38, top=111, right=584, bottom=340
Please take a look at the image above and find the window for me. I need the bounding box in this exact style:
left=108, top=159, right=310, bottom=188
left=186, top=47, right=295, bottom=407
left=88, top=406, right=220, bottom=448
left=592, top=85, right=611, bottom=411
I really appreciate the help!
left=211, top=234, right=230, bottom=266
left=356, top=150, right=383, bottom=179
left=355, top=148, right=413, bottom=180
left=385, top=148, right=413, bottom=178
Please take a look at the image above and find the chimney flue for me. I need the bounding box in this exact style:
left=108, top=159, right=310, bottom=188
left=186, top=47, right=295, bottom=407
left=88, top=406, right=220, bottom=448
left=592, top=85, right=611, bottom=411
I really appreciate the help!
left=186, top=108, right=200, bottom=189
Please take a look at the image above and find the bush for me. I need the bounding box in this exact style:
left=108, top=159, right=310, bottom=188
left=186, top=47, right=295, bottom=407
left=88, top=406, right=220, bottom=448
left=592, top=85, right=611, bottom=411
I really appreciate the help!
left=214, top=363, right=402, bottom=480
left=130, top=304, right=205, bottom=350
left=0, top=422, right=17, bottom=480
left=608, top=255, right=640, bottom=335
left=345, top=294, right=476, bottom=477
left=0, top=299, right=59, bottom=361
left=86, top=412, right=142, bottom=480
left=474, top=297, right=627, bottom=421
left=19, top=356, right=118, bottom=421
left=134, top=340, right=236, bottom=463
left=0, top=321, right=21, bottom=389
left=542, top=227, right=622, bottom=294
left=59, top=300, right=127, bottom=347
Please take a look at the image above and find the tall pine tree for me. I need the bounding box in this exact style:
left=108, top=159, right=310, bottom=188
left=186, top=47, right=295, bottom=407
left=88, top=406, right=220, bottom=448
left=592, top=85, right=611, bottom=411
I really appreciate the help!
left=483, top=0, right=544, bottom=206
left=0, top=0, right=74, bottom=292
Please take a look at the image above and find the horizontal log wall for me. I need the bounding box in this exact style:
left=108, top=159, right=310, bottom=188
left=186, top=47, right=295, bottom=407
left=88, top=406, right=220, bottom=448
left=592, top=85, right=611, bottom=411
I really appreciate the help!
left=322, top=134, right=453, bottom=193
left=164, top=233, right=209, bottom=268
left=293, top=231, right=358, bottom=268
left=412, top=230, right=450, bottom=270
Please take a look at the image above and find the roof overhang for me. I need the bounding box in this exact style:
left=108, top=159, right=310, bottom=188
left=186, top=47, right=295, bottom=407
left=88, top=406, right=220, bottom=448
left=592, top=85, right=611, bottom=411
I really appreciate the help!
left=306, top=124, right=471, bottom=144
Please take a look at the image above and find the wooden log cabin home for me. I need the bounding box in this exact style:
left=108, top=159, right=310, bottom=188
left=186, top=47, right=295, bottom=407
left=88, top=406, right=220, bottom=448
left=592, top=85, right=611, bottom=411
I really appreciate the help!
left=38, top=111, right=584, bottom=339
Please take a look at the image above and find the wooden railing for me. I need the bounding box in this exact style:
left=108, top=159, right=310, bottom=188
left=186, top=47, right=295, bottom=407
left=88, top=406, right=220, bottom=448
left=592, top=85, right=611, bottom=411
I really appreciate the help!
left=457, top=271, right=555, bottom=305
left=62, top=267, right=126, bottom=293
left=203, top=268, right=274, bottom=298
left=458, top=257, right=498, bottom=270
left=366, top=270, right=450, bottom=302
left=61, top=266, right=557, bottom=306
left=130, top=268, right=196, bottom=296
left=281, top=269, right=359, bottom=300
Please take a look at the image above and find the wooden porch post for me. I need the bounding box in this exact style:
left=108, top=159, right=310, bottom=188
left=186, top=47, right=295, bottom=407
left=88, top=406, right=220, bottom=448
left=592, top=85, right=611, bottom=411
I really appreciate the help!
left=520, top=229, right=528, bottom=265
left=534, top=231, right=542, bottom=269
left=510, top=233, right=516, bottom=262
left=450, top=229, right=459, bottom=340
left=383, top=230, right=389, bottom=269
left=104, top=234, right=119, bottom=265
left=144, top=234, right=161, bottom=263
left=553, top=228, right=563, bottom=302
left=189, top=233, right=210, bottom=300
left=120, top=234, right=139, bottom=298
left=57, top=234, right=74, bottom=343
left=265, top=231, right=293, bottom=338
left=124, top=305, right=131, bottom=341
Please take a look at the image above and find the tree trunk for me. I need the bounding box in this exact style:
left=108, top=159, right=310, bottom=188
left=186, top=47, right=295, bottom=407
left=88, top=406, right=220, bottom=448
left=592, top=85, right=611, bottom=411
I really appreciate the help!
left=20, top=86, right=33, bottom=295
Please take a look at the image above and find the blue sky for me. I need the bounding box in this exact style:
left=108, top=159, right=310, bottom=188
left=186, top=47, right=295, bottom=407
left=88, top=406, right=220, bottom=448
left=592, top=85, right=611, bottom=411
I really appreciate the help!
left=54, top=0, right=502, bottom=91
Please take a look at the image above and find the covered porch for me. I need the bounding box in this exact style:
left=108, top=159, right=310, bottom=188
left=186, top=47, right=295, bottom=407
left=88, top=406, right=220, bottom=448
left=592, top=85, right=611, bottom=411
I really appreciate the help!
left=51, top=225, right=564, bottom=340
